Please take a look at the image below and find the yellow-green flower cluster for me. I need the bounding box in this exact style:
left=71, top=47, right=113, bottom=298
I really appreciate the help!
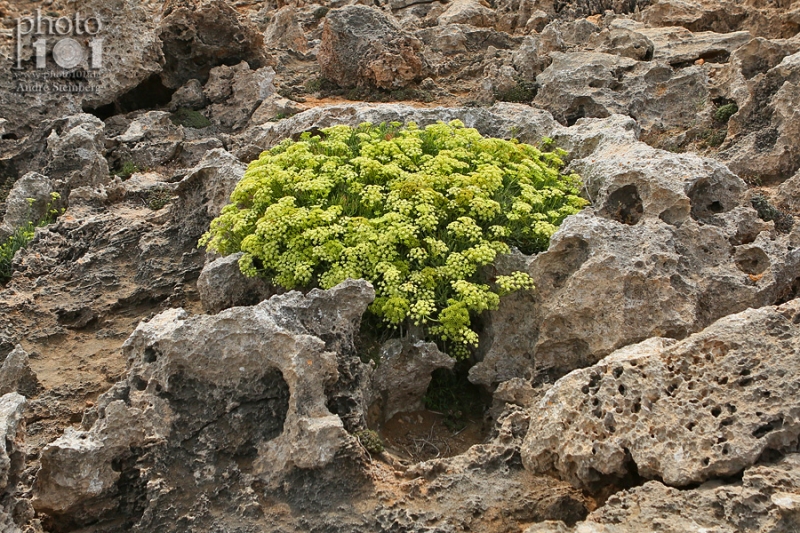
left=200, top=121, right=588, bottom=358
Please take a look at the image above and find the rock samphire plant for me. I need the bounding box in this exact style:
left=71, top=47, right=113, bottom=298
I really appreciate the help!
left=201, top=121, right=587, bottom=357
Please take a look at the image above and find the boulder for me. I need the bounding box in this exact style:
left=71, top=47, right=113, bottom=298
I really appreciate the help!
left=158, top=0, right=271, bottom=89
left=521, top=299, right=800, bottom=489
left=197, top=253, right=275, bottom=313
left=0, top=393, right=27, bottom=533
left=109, top=111, right=185, bottom=169
left=204, top=62, right=276, bottom=131
left=586, top=27, right=655, bottom=61
left=0, top=345, right=40, bottom=398
left=0, top=0, right=163, bottom=134
left=43, top=115, right=110, bottom=192
left=721, top=50, right=800, bottom=182
left=319, top=6, right=428, bottom=89
left=437, top=0, right=496, bottom=28
left=32, top=280, right=375, bottom=527
left=636, top=25, right=752, bottom=66
left=533, top=51, right=709, bottom=134
left=369, top=338, right=454, bottom=423
left=168, top=79, right=209, bottom=111
left=639, top=0, right=800, bottom=39
left=527, top=454, right=800, bottom=532
left=511, top=27, right=564, bottom=80
left=175, top=148, right=247, bottom=221
left=0, top=173, right=53, bottom=240
left=234, top=102, right=559, bottom=162
left=264, top=6, right=309, bottom=53
left=470, top=114, right=800, bottom=388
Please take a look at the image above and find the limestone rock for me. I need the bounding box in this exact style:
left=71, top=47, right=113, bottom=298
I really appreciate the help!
left=527, top=454, right=800, bottom=532
left=0, top=346, right=40, bottom=398
left=168, top=79, right=208, bottom=111
left=204, top=63, right=277, bottom=131
left=470, top=114, right=800, bottom=388
left=264, top=6, right=309, bottom=53
left=197, top=253, right=275, bottom=313
left=512, top=28, right=564, bottom=80
left=521, top=299, right=800, bottom=489
left=586, top=27, right=655, bottom=60
left=721, top=50, right=800, bottom=182
left=437, top=0, right=496, bottom=28
left=534, top=51, right=708, bottom=135
left=319, top=6, right=428, bottom=89
left=249, top=95, right=304, bottom=126
left=0, top=0, right=162, bottom=135
left=175, top=148, right=247, bottom=220
left=640, top=0, right=800, bottom=39
left=370, top=339, right=454, bottom=423
left=234, top=102, right=559, bottom=162
left=110, top=111, right=185, bottom=169
left=0, top=393, right=25, bottom=492
left=0, top=173, right=53, bottom=241
left=44, top=115, right=110, bottom=192
left=32, top=280, right=375, bottom=527
left=158, top=0, right=271, bottom=89
left=629, top=24, right=753, bottom=66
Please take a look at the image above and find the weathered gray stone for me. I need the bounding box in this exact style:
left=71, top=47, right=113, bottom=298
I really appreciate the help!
left=44, top=114, right=110, bottom=192
left=0, top=173, right=53, bottom=240
left=197, top=253, right=275, bottom=313
left=527, top=454, right=800, bottom=533
left=437, top=0, right=496, bottom=28
left=175, top=148, right=247, bottom=219
left=610, top=20, right=753, bottom=65
left=33, top=280, right=375, bottom=526
left=587, top=27, right=655, bottom=61
left=264, top=6, right=309, bottom=53
left=370, top=338, right=454, bottom=423
left=0, top=0, right=163, bottom=134
left=319, top=6, right=428, bottom=89
left=168, top=79, right=208, bottom=112
left=204, top=62, right=277, bottom=131
left=534, top=51, right=708, bottom=134
left=522, top=299, right=800, bottom=489
left=639, top=0, right=800, bottom=39
left=110, top=111, right=185, bottom=169
left=233, top=102, right=559, bottom=162
left=470, top=114, right=800, bottom=388
left=158, top=0, right=271, bottom=89
left=721, top=50, right=800, bottom=182
left=0, top=345, right=40, bottom=398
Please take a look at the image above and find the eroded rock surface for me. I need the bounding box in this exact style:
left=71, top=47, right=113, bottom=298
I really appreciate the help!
left=32, top=280, right=375, bottom=530
left=521, top=299, right=800, bottom=489
left=319, top=5, right=428, bottom=89
left=528, top=454, right=800, bottom=532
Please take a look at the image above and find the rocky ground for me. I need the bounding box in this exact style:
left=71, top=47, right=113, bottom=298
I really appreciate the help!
left=0, top=0, right=800, bottom=531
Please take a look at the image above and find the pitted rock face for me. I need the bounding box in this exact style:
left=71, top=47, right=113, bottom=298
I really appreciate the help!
left=521, top=299, right=800, bottom=489
left=318, top=5, right=428, bottom=89
left=32, top=280, right=376, bottom=530
left=526, top=454, right=800, bottom=533
left=158, top=0, right=271, bottom=89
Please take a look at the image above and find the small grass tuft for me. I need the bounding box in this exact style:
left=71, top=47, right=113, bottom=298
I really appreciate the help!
left=170, top=107, right=211, bottom=129
left=714, top=103, right=739, bottom=124
left=354, top=429, right=384, bottom=454
left=147, top=188, right=173, bottom=211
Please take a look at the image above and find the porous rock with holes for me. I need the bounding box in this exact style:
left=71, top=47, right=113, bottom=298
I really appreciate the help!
left=32, top=280, right=375, bottom=531
left=521, top=299, right=800, bottom=490
left=527, top=454, right=800, bottom=533
left=470, top=113, right=800, bottom=388
left=318, top=5, right=429, bottom=89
